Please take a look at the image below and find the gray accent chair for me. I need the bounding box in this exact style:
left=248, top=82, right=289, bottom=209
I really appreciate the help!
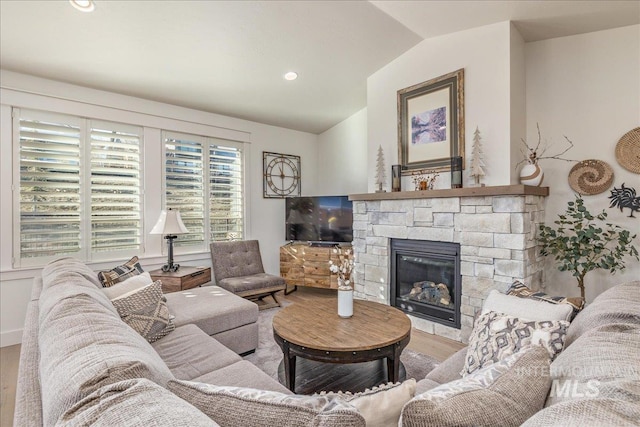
left=210, top=240, right=286, bottom=310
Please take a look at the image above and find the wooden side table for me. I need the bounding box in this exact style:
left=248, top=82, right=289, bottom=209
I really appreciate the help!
left=149, top=266, right=211, bottom=293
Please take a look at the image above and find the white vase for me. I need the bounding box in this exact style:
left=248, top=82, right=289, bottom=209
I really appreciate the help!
left=519, top=163, right=544, bottom=186
left=337, top=288, right=353, bottom=318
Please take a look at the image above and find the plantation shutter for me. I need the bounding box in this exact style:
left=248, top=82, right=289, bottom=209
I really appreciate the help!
left=164, top=133, right=205, bottom=248
left=15, top=109, right=144, bottom=266
left=90, top=121, right=142, bottom=253
left=18, top=112, right=82, bottom=260
left=209, top=143, right=243, bottom=241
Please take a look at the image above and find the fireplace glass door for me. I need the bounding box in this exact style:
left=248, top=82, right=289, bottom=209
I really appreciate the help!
left=391, top=239, right=461, bottom=328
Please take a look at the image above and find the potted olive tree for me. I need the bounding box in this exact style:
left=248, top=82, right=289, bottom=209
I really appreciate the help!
left=538, top=195, right=638, bottom=300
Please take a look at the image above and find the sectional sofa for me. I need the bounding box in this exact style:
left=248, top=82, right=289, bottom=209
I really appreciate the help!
left=13, top=255, right=640, bottom=426
left=402, top=281, right=640, bottom=426
left=13, top=258, right=364, bottom=426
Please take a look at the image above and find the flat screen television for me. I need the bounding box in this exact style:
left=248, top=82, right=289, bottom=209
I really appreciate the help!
left=285, top=196, right=353, bottom=243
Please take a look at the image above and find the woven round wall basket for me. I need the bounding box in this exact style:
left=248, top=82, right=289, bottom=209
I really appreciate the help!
left=568, top=159, right=614, bottom=195
left=615, top=127, right=640, bottom=174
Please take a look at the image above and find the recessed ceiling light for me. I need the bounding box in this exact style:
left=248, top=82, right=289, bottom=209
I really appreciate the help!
left=284, top=72, right=298, bottom=81
left=69, top=0, right=95, bottom=12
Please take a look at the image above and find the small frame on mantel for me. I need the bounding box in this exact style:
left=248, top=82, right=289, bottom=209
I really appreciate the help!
left=397, top=69, right=465, bottom=175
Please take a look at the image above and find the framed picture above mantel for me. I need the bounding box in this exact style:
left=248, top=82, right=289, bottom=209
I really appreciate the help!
left=397, top=69, right=465, bottom=175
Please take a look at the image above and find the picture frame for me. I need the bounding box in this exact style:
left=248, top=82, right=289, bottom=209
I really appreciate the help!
left=397, top=69, right=465, bottom=175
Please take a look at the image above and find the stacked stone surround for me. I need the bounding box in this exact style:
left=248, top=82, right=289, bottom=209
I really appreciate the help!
left=351, top=193, right=547, bottom=343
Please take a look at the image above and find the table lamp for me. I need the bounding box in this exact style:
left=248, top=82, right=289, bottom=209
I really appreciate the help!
left=150, top=208, right=189, bottom=272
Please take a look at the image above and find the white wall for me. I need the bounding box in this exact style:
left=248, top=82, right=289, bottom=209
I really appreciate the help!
left=509, top=24, right=527, bottom=184
left=526, top=25, right=640, bottom=301
left=0, top=71, right=319, bottom=346
left=317, top=108, right=368, bottom=195
left=367, top=21, right=515, bottom=191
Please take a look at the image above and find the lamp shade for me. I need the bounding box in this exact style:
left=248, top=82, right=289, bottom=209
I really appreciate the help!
left=150, top=209, right=189, bottom=235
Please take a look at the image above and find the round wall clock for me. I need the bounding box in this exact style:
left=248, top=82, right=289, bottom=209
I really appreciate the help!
left=263, top=151, right=301, bottom=198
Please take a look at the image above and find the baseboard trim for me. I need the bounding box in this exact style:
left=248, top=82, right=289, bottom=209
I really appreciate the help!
left=1, top=329, right=22, bottom=348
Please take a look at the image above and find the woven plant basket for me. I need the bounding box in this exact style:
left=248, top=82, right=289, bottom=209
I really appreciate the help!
left=568, top=159, right=614, bottom=195
left=615, top=127, right=640, bottom=174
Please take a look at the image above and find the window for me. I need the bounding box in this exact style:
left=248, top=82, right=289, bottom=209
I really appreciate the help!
left=14, top=109, right=143, bottom=266
left=163, top=131, right=244, bottom=251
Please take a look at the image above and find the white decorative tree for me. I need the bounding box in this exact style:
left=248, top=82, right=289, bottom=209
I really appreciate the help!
left=470, top=126, right=486, bottom=186
left=375, top=145, right=387, bottom=192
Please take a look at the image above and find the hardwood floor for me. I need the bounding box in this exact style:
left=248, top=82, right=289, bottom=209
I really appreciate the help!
left=1, top=344, right=20, bottom=427
left=0, top=287, right=465, bottom=426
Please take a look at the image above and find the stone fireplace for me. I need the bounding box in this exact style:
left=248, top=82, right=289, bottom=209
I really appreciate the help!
left=349, top=185, right=548, bottom=343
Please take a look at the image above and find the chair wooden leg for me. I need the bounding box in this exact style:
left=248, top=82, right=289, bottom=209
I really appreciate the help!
left=284, top=285, right=297, bottom=295
left=271, top=291, right=281, bottom=307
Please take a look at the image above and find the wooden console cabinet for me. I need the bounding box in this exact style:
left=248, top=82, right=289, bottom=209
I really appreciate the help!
left=280, top=243, right=352, bottom=290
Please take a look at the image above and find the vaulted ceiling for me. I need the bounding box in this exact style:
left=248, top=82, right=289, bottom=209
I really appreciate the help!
left=1, top=1, right=637, bottom=134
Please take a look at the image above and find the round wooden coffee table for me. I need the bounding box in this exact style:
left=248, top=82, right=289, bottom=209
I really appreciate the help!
left=273, top=298, right=411, bottom=393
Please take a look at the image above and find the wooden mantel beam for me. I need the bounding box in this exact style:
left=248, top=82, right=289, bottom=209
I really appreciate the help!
left=349, top=185, right=549, bottom=201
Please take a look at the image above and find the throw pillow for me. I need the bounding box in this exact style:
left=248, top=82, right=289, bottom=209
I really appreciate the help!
left=315, top=379, right=416, bottom=427
left=462, top=311, right=568, bottom=376
left=98, top=256, right=145, bottom=287
left=402, top=346, right=552, bottom=427
left=102, top=272, right=153, bottom=300
left=507, top=280, right=584, bottom=319
left=482, top=290, right=574, bottom=322
left=111, top=281, right=175, bottom=343
left=167, top=380, right=366, bottom=427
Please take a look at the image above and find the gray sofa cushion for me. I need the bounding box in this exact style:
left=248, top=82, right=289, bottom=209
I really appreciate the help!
left=165, top=286, right=258, bottom=336
left=59, top=378, right=218, bottom=426
left=211, top=322, right=259, bottom=355
left=192, top=360, right=291, bottom=394
left=219, top=273, right=285, bottom=293
left=38, top=292, right=174, bottom=426
left=168, top=379, right=366, bottom=427
left=565, top=281, right=640, bottom=347
left=414, top=378, right=441, bottom=396
left=402, top=346, right=552, bottom=427
left=40, top=258, right=118, bottom=320
left=521, top=398, right=640, bottom=427
left=152, top=324, right=242, bottom=380
left=42, top=257, right=102, bottom=289
left=31, top=276, right=43, bottom=301
left=545, top=323, right=640, bottom=407
left=424, top=347, right=466, bottom=385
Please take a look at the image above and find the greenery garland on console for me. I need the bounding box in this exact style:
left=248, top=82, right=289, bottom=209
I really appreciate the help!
left=538, top=195, right=638, bottom=300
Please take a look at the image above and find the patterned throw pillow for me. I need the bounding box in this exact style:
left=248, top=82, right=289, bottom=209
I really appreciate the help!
left=315, top=380, right=416, bottom=427
left=98, top=256, right=145, bottom=288
left=507, top=281, right=585, bottom=319
left=167, top=380, right=366, bottom=427
left=462, top=311, right=568, bottom=376
left=402, top=346, right=552, bottom=427
left=111, top=281, right=175, bottom=343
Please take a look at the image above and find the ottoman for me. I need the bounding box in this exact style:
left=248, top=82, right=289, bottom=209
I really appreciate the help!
left=165, top=285, right=259, bottom=355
